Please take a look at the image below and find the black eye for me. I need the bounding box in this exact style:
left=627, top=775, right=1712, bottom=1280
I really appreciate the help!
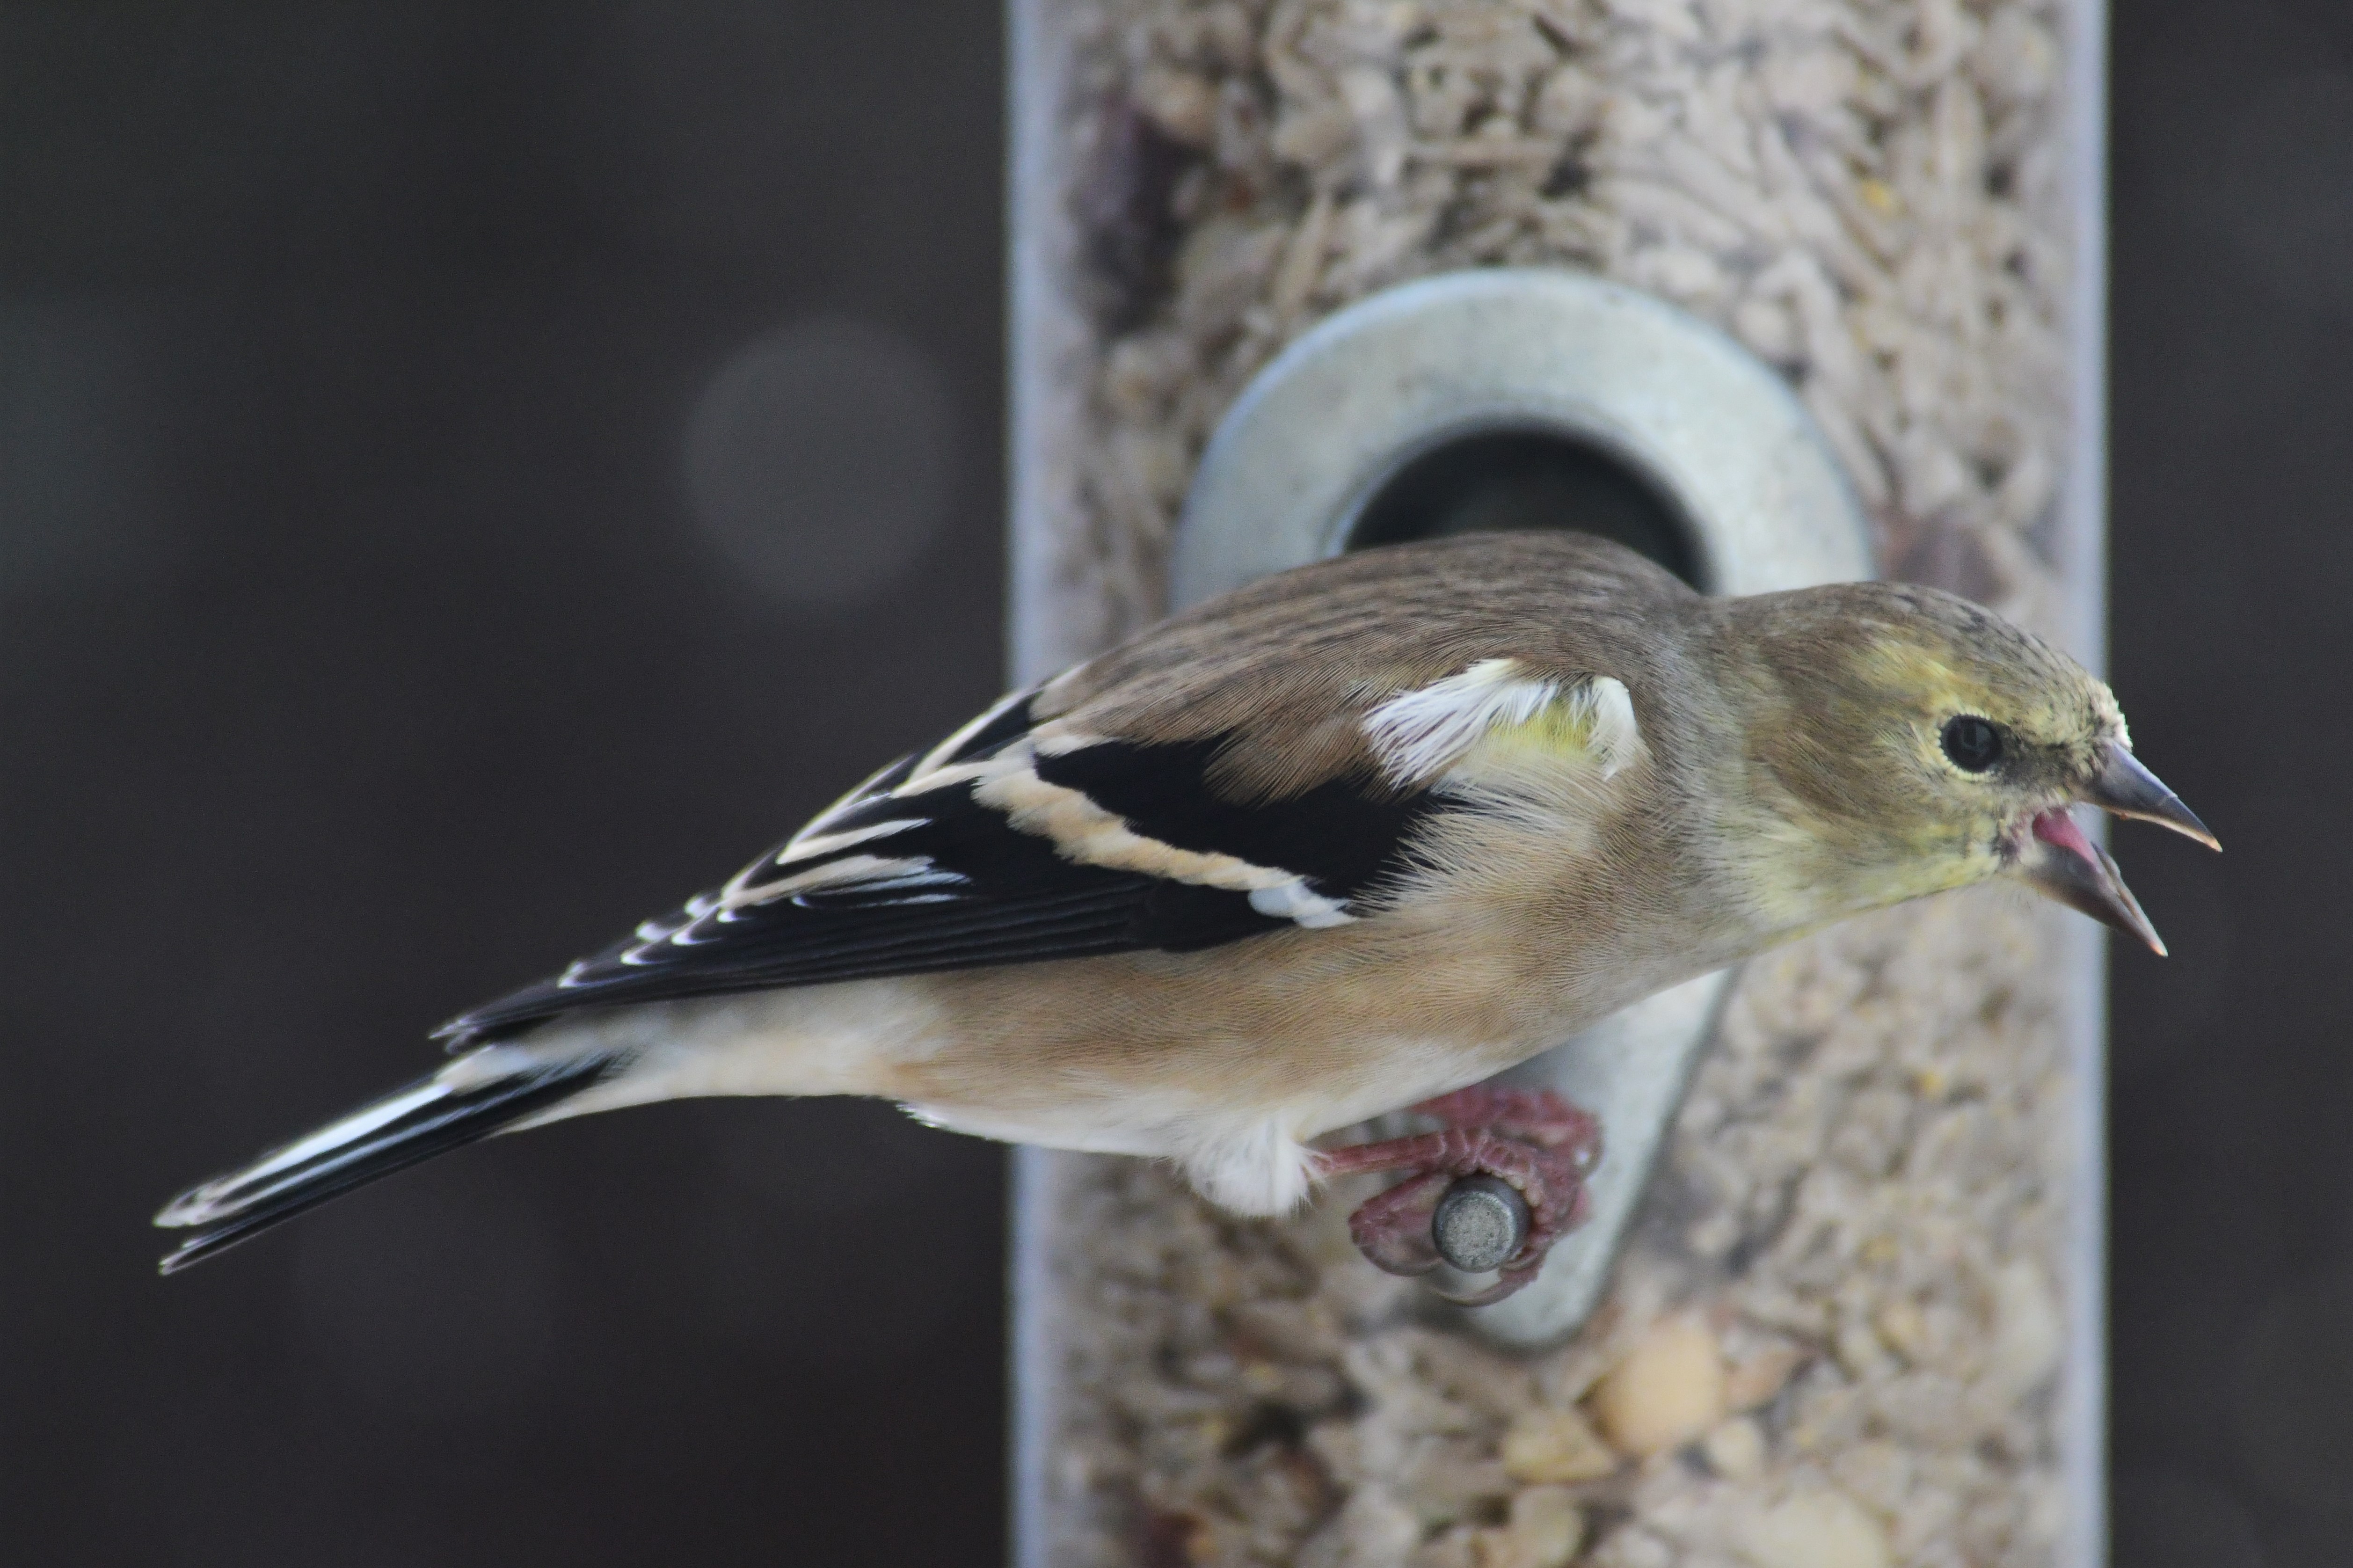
left=1941, top=715, right=2003, bottom=773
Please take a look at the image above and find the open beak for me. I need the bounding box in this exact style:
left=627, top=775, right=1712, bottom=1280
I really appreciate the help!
left=2017, top=743, right=2218, bottom=956
left=2080, top=740, right=2219, bottom=849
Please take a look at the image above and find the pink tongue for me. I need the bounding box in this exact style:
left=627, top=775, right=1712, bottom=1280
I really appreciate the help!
left=2032, top=807, right=2096, bottom=861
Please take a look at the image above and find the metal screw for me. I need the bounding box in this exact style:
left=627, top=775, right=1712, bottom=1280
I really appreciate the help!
left=1432, top=1175, right=1530, bottom=1274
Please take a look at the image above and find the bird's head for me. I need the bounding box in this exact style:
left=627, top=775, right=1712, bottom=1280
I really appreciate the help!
left=1723, top=582, right=2215, bottom=952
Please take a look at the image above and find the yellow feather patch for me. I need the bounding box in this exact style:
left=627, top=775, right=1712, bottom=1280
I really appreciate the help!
left=1452, top=675, right=1646, bottom=787
left=1363, top=665, right=1646, bottom=796
left=1850, top=638, right=1974, bottom=715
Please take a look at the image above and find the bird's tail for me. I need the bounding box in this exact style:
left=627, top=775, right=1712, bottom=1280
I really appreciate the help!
left=154, top=1046, right=621, bottom=1274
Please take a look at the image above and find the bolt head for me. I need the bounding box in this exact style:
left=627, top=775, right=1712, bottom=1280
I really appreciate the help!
left=1432, top=1175, right=1530, bottom=1274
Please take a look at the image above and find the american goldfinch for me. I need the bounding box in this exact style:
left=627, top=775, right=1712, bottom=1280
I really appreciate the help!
left=157, top=533, right=2212, bottom=1298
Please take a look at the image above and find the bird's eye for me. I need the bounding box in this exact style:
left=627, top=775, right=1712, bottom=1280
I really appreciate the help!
left=1941, top=715, right=2003, bottom=773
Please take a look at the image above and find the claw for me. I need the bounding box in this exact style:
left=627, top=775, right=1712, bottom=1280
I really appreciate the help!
left=1431, top=1261, right=1545, bottom=1307
left=1347, top=1169, right=1452, bottom=1275
left=1412, top=1085, right=1602, bottom=1161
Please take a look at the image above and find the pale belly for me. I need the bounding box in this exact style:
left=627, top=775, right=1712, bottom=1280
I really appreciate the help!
left=540, top=917, right=1710, bottom=1218
left=877, top=938, right=1650, bottom=1215
left=898, top=1028, right=1528, bottom=1216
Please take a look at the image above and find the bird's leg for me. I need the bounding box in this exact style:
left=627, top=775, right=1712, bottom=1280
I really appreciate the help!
left=1317, top=1087, right=1601, bottom=1305
left=1412, top=1084, right=1601, bottom=1158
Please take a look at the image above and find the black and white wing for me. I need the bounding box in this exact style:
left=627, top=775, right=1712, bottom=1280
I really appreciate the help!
left=165, top=535, right=1676, bottom=1277
left=436, top=685, right=1443, bottom=1044
left=440, top=534, right=1676, bottom=1046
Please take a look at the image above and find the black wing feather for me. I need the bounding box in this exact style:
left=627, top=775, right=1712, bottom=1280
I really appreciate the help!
left=1031, top=736, right=1432, bottom=903
left=439, top=710, right=1436, bottom=1044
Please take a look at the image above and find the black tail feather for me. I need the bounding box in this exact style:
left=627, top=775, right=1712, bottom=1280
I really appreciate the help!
left=155, top=1054, right=616, bottom=1274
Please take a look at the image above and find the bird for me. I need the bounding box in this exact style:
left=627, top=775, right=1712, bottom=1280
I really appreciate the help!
left=155, top=532, right=2215, bottom=1301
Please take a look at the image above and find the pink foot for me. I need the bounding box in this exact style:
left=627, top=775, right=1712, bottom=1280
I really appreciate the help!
left=1317, top=1087, right=1601, bottom=1305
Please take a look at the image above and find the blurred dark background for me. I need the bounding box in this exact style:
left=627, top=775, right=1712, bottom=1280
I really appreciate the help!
left=0, top=3, right=2345, bottom=1564
left=2109, top=3, right=2353, bottom=1561
left=0, top=6, right=1008, bottom=1565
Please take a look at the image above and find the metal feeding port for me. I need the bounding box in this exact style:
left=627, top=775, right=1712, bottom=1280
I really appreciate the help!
left=1170, top=269, right=1875, bottom=1348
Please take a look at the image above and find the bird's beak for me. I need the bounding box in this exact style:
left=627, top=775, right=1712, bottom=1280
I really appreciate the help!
left=2018, top=808, right=2168, bottom=955
left=2080, top=740, right=2220, bottom=850
left=2014, top=744, right=2216, bottom=957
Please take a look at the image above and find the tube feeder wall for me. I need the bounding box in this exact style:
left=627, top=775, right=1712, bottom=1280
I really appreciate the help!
left=1009, top=2, right=2107, bottom=1564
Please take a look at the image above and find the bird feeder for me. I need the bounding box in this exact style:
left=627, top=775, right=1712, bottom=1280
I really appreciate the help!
left=1011, top=3, right=2106, bottom=1565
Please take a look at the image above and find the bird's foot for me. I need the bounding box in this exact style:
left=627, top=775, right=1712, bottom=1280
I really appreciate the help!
left=1317, top=1087, right=1601, bottom=1305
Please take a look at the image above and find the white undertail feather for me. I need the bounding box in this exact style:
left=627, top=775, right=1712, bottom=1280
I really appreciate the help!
left=155, top=1080, right=452, bottom=1226
left=1182, top=1116, right=1322, bottom=1215
left=905, top=1094, right=1323, bottom=1217
left=167, top=985, right=937, bottom=1235
left=154, top=1039, right=620, bottom=1254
